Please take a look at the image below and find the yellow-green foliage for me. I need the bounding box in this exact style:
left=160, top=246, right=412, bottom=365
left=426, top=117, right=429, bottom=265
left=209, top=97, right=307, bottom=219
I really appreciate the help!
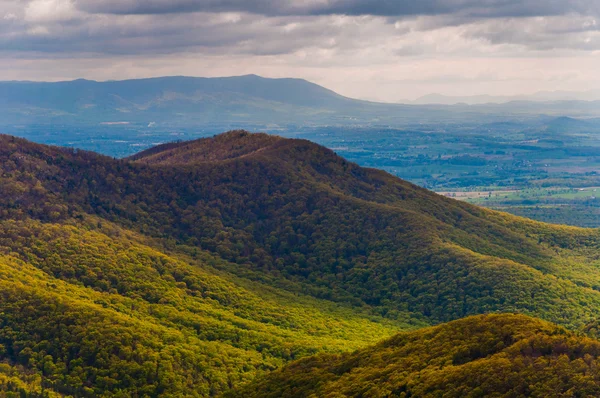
left=0, top=361, right=61, bottom=397
left=0, top=218, right=407, bottom=397
left=231, top=313, right=600, bottom=398
left=5, top=131, right=600, bottom=395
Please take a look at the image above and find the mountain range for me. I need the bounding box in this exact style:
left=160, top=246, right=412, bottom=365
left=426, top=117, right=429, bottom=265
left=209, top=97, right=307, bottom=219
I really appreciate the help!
left=410, top=89, right=600, bottom=105
left=2, top=130, right=600, bottom=395
left=3, top=76, right=600, bottom=132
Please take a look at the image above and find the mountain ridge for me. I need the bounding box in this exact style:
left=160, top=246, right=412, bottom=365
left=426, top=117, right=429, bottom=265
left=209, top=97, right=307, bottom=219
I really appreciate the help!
left=128, top=130, right=285, bottom=164
left=3, top=131, right=600, bottom=395
left=1, top=131, right=600, bottom=327
left=231, top=313, right=600, bottom=397
left=411, top=89, right=600, bottom=105
left=4, top=75, right=600, bottom=132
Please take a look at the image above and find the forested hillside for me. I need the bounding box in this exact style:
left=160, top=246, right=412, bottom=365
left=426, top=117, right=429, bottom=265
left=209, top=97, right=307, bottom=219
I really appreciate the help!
left=3, top=131, right=600, bottom=326
left=231, top=313, right=600, bottom=397
left=0, top=218, right=406, bottom=397
left=2, top=130, right=600, bottom=395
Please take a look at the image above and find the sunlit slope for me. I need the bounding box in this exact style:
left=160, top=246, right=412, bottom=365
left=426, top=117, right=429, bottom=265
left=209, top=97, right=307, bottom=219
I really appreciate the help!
left=0, top=219, right=406, bottom=397
left=231, top=313, right=600, bottom=398
left=0, top=362, right=57, bottom=397
left=2, top=131, right=600, bottom=329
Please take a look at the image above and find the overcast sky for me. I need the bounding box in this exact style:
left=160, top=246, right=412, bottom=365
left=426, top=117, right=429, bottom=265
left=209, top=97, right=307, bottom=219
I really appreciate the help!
left=1, top=0, right=600, bottom=101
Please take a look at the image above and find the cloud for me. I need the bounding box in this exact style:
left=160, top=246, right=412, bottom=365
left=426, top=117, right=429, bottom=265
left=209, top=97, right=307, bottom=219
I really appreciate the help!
left=2, top=0, right=600, bottom=100
left=24, top=0, right=80, bottom=22
left=460, top=15, right=600, bottom=51
left=1, top=12, right=349, bottom=55
left=3, top=0, right=598, bottom=58
left=74, top=0, right=600, bottom=18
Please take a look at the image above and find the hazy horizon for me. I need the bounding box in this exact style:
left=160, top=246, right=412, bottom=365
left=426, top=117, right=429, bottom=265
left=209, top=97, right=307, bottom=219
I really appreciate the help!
left=4, top=73, right=600, bottom=104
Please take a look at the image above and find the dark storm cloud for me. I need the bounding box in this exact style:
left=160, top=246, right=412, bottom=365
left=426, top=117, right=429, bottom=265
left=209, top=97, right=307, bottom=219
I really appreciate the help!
left=0, top=11, right=343, bottom=56
left=314, top=0, right=599, bottom=18
left=76, top=0, right=599, bottom=18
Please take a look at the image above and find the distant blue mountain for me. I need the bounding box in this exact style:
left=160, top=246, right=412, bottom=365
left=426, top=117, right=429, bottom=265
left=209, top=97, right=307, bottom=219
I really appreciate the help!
left=2, top=75, right=352, bottom=109
left=2, top=75, right=600, bottom=129
left=0, top=75, right=365, bottom=126
left=411, top=90, right=600, bottom=105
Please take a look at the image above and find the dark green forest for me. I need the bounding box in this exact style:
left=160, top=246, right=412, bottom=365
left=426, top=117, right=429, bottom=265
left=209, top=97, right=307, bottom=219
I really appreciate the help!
left=3, top=130, right=600, bottom=396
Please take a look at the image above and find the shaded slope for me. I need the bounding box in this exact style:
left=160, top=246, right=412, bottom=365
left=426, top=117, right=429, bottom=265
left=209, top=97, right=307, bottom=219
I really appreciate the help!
left=2, top=132, right=600, bottom=330
left=230, top=313, right=600, bottom=398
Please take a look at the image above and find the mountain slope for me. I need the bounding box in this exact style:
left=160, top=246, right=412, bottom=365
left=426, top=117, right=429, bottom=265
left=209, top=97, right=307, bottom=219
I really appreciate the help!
left=230, top=313, right=600, bottom=398
left=0, top=217, right=408, bottom=397
left=2, top=131, right=600, bottom=330
left=0, top=362, right=54, bottom=397
left=4, top=131, right=600, bottom=395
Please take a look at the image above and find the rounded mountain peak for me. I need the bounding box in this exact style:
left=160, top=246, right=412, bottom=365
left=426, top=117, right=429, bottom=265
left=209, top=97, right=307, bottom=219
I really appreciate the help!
left=129, top=130, right=284, bottom=165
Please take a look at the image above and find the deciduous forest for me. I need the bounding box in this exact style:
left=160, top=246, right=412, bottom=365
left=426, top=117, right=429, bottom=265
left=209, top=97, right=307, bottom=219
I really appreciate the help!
left=2, top=131, right=600, bottom=396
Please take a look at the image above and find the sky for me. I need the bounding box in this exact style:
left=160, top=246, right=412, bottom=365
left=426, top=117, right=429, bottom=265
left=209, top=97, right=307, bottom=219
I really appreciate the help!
left=1, top=0, right=600, bottom=102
